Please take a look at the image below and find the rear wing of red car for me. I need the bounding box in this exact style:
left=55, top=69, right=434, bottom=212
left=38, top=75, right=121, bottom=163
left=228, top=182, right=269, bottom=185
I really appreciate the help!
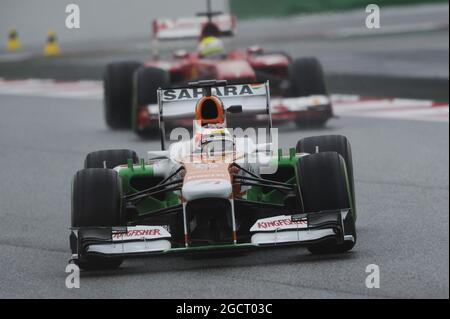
left=152, top=13, right=236, bottom=40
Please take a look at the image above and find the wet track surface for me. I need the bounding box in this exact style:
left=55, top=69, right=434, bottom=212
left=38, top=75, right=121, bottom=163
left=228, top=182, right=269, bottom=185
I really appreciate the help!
left=0, top=94, right=447, bottom=298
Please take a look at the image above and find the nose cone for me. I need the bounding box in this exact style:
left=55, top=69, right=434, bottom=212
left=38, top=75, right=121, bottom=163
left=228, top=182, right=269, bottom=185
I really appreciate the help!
left=182, top=179, right=232, bottom=201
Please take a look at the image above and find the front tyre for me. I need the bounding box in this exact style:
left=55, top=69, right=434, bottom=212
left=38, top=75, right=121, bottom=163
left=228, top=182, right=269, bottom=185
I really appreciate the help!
left=296, top=135, right=356, bottom=219
left=71, top=168, right=125, bottom=270
left=296, top=152, right=356, bottom=254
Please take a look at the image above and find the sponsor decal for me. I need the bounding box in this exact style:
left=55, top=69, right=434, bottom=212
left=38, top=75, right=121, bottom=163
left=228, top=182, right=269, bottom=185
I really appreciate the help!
left=162, top=84, right=263, bottom=101
left=250, top=83, right=265, bottom=91
left=112, top=226, right=170, bottom=241
left=250, top=215, right=308, bottom=232
left=183, top=162, right=231, bottom=182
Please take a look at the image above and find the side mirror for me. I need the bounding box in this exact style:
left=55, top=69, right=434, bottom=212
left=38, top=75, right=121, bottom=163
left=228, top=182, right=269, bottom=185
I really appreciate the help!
left=226, top=105, right=243, bottom=114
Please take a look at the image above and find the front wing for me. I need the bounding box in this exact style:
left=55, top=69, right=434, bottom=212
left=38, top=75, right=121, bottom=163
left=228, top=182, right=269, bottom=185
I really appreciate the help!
left=70, top=209, right=354, bottom=261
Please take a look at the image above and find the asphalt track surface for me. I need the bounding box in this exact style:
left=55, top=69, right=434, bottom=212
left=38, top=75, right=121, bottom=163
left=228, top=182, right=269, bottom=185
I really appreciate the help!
left=0, top=94, right=448, bottom=298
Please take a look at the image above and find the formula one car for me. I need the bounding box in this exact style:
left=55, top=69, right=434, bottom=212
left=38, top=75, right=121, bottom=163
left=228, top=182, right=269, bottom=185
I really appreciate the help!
left=70, top=80, right=356, bottom=270
left=103, top=2, right=333, bottom=137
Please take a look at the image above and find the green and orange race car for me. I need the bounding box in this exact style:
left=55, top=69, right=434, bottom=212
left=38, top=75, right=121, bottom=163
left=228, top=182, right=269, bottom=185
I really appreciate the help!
left=70, top=80, right=356, bottom=270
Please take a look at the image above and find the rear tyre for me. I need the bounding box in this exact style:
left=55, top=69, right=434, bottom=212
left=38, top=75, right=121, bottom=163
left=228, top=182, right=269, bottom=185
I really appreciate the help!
left=288, top=57, right=330, bottom=128
left=104, top=61, right=142, bottom=129
left=132, top=66, right=170, bottom=138
left=84, top=149, right=139, bottom=169
left=71, top=168, right=125, bottom=270
left=296, top=135, right=355, bottom=219
left=289, top=57, right=327, bottom=97
left=296, top=152, right=356, bottom=254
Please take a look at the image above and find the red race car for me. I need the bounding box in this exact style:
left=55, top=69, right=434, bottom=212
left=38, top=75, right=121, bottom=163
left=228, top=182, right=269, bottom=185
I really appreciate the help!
left=103, top=5, right=333, bottom=137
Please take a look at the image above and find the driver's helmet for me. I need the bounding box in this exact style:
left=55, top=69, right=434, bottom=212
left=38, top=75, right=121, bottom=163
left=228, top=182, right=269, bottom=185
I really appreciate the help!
left=198, top=36, right=225, bottom=59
